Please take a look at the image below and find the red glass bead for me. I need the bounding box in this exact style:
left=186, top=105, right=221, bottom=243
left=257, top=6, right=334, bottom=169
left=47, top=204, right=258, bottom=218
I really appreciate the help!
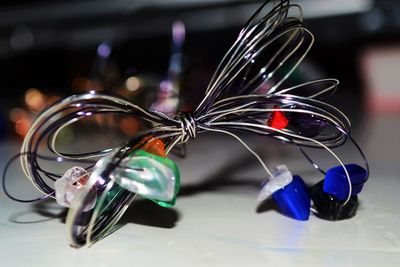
left=267, top=106, right=288, bottom=130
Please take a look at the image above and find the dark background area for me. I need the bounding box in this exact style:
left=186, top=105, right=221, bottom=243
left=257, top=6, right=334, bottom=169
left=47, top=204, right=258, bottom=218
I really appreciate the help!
left=0, top=0, right=399, bottom=138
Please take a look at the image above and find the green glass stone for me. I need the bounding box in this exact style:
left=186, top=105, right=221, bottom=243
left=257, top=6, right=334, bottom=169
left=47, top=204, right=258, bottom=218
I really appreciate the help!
left=112, top=149, right=180, bottom=207
left=95, top=185, right=124, bottom=214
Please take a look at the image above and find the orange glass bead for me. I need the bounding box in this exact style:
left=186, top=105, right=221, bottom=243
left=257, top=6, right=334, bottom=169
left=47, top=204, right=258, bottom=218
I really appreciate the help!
left=142, top=137, right=167, bottom=158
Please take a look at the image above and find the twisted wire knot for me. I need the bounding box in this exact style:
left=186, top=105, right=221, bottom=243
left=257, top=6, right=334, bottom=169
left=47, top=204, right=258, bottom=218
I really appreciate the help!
left=175, top=112, right=197, bottom=144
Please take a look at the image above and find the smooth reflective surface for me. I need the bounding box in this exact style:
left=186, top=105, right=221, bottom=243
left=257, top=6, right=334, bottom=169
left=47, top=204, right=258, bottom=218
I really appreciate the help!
left=113, top=149, right=180, bottom=207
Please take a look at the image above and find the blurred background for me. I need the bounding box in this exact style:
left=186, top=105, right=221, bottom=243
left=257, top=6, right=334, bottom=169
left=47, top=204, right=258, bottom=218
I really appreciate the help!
left=0, top=0, right=399, bottom=141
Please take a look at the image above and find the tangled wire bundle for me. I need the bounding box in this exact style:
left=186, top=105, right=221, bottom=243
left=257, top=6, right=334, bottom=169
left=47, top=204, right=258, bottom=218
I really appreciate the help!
left=3, top=0, right=369, bottom=248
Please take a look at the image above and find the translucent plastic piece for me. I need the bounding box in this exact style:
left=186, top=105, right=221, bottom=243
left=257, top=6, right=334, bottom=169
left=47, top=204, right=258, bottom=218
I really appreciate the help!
left=54, top=166, right=97, bottom=212
left=113, top=150, right=180, bottom=207
left=257, top=165, right=293, bottom=203
left=272, top=175, right=311, bottom=221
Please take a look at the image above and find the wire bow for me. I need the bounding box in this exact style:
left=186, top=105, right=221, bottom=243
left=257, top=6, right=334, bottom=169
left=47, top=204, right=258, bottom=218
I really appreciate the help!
left=4, top=0, right=368, bottom=247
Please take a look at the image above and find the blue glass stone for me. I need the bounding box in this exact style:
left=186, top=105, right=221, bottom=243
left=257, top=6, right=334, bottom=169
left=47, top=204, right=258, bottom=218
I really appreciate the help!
left=323, top=164, right=368, bottom=201
left=272, top=175, right=310, bottom=221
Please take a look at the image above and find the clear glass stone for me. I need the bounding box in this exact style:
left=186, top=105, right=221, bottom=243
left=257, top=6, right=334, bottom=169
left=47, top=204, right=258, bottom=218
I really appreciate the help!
left=54, top=166, right=96, bottom=211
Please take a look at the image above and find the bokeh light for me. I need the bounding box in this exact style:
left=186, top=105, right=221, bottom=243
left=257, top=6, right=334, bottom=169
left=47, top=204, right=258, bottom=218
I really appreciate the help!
left=25, top=88, right=46, bottom=112
left=120, top=117, right=140, bottom=136
left=125, top=76, right=141, bottom=92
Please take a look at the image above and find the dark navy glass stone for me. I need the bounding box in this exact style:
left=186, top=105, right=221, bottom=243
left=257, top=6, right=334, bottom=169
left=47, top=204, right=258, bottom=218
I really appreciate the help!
left=311, top=180, right=358, bottom=221
left=323, top=164, right=368, bottom=201
left=272, top=175, right=310, bottom=221
left=291, top=113, right=326, bottom=137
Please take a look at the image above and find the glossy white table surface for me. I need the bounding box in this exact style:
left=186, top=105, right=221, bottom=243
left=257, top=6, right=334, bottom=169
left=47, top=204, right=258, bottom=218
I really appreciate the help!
left=1, top=115, right=399, bottom=267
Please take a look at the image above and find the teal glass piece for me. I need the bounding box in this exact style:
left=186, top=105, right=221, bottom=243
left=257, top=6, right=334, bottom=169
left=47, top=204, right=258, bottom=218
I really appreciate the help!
left=112, top=149, right=180, bottom=207
left=95, top=184, right=124, bottom=214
